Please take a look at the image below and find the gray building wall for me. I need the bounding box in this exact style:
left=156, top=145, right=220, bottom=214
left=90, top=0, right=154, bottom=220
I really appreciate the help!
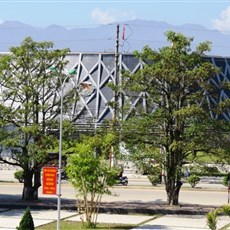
left=65, top=53, right=230, bottom=127
left=0, top=52, right=229, bottom=128
left=65, top=52, right=144, bottom=129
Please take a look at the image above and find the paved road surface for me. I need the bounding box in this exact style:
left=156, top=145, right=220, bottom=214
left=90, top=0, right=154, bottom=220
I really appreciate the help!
left=0, top=181, right=228, bottom=206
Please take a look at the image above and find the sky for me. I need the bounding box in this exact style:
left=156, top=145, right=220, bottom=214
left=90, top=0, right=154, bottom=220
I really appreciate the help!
left=1, top=0, right=230, bottom=32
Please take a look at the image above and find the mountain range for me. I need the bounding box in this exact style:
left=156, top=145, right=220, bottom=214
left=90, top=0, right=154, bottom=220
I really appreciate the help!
left=0, top=19, right=229, bottom=57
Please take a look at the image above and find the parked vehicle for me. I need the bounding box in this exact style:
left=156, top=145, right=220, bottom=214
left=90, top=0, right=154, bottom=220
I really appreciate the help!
left=116, top=164, right=128, bottom=186
left=57, top=170, right=68, bottom=181
left=117, top=176, right=128, bottom=186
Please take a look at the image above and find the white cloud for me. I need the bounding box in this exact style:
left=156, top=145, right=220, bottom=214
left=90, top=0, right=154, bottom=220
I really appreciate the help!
left=91, top=8, right=136, bottom=24
left=0, top=19, right=4, bottom=24
left=91, top=8, right=115, bottom=24
left=213, top=6, right=230, bottom=32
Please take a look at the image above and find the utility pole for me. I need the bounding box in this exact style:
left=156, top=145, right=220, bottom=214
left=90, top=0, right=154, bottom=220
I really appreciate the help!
left=114, top=24, right=119, bottom=121
left=110, top=24, right=120, bottom=167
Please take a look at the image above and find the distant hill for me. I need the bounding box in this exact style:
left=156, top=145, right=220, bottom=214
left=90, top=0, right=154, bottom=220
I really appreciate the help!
left=0, top=19, right=229, bottom=57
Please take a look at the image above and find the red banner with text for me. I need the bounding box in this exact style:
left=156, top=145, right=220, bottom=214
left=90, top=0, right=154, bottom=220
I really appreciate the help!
left=42, top=167, right=57, bottom=195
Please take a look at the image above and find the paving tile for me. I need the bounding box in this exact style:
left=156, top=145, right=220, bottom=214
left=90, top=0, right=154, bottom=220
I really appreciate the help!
left=133, top=214, right=230, bottom=230
left=0, top=209, right=76, bottom=229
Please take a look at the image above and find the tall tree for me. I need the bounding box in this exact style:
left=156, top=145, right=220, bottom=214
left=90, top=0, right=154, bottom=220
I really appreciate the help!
left=121, top=31, right=229, bottom=205
left=0, top=37, right=76, bottom=200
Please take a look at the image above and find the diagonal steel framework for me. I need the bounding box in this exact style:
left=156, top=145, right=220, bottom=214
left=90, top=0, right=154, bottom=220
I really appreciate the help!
left=1, top=52, right=230, bottom=128
left=64, top=53, right=230, bottom=127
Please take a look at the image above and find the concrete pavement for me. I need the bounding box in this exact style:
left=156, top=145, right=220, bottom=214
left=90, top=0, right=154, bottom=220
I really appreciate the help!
left=133, top=214, right=230, bottom=230
left=0, top=208, right=76, bottom=230
left=0, top=208, right=230, bottom=230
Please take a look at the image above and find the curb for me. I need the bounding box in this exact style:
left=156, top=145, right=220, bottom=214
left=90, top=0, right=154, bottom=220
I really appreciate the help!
left=0, top=198, right=220, bottom=216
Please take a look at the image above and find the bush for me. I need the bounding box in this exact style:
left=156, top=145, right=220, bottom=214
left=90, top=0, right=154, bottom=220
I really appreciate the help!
left=189, top=165, right=221, bottom=177
left=222, top=205, right=230, bottom=217
left=206, top=205, right=230, bottom=230
left=14, top=170, right=24, bottom=183
left=206, top=209, right=219, bottom=230
left=147, top=164, right=162, bottom=186
left=148, top=175, right=161, bottom=186
left=223, top=173, right=230, bottom=187
left=203, top=166, right=219, bottom=175
left=17, top=207, right=34, bottom=230
left=187, top=175, right=200, bottom=188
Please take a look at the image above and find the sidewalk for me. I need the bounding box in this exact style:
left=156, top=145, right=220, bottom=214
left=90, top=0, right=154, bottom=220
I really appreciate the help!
left=1, top=208, right=230, bottom=230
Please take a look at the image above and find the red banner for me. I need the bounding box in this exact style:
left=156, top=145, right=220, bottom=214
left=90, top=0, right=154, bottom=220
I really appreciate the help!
left=42, top=167, right=57, bottom=195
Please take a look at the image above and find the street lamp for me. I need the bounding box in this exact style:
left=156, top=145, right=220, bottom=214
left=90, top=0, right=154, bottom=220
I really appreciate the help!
left=49, top=66, right=77, bottom=230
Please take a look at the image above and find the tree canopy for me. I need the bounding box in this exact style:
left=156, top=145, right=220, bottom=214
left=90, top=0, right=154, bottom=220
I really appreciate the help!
left=121, top=31, right=230, bottom=205
left=0, top=37, right=77, bottom=200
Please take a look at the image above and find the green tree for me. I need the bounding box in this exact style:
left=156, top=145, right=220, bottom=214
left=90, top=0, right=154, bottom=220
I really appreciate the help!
left=66, top=132, right=119, bottom=228
left=121, top=31, right=229, bottom=205
left=0, top=37, right=77, bottom=200
left=17, top=207, right=34, bottom=230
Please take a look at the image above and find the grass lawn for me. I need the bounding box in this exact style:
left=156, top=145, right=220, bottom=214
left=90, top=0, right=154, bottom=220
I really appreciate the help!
left=36, top=221, right=137, bottom=229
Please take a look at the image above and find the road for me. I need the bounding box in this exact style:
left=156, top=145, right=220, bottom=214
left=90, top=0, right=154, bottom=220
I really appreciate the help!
left=0, top=180, right=228, bottom=207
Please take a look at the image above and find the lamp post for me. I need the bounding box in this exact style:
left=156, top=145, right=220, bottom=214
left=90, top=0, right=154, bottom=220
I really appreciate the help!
left=49, top=67, right=76, bottom=230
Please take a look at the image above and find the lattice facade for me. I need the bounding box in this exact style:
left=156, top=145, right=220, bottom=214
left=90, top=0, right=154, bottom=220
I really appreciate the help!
left=1, top=52, right=230, bottom=128
left=64, top=53, right=144, bottom=128
left=204, top=56, right=230, bottom=121
left=65, top=53, right=230, bottom=127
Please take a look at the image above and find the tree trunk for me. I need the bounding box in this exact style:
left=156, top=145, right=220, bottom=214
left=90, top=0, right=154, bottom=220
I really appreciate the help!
left=165, top=164, right=183, bottom=206
left=22, top=170, right=34, bottom=201
left=22, top=168, right=41, bottom=201
left=166, top=180, right=182, bottom=205
left=33, top=168, right=41, bottom=200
